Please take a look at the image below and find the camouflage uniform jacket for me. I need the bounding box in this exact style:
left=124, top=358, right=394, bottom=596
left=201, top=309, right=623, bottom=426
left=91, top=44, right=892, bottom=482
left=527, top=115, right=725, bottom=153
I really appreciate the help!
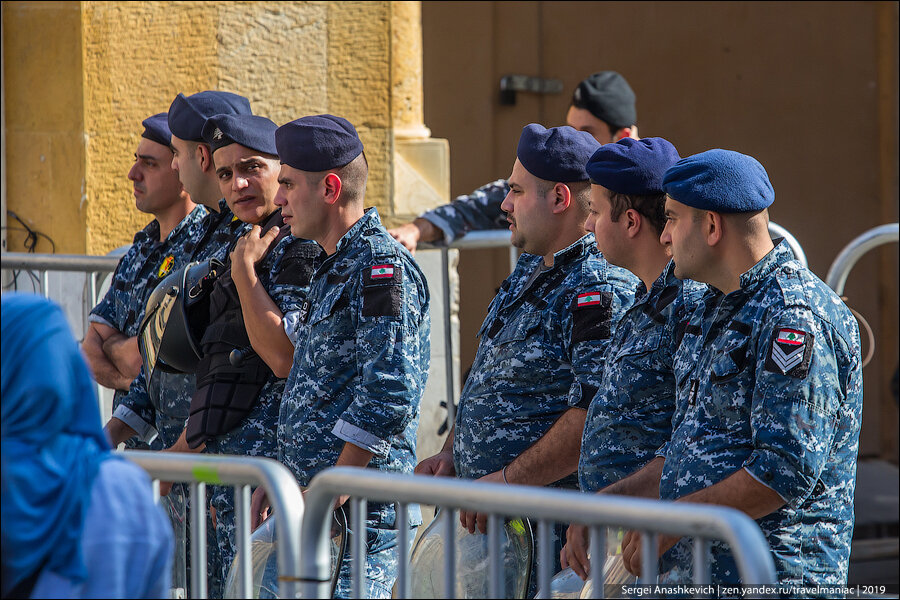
left=279, top=208, right=430, bottom=526
left=453, top=234, right=639, bottom=488
left=113, top=199, right=252, bottom=447
left=419, top=179, right=509, bottom=244
left=90, top=204, right=208, bottom=414
left=578, top=261, right=706, bottom=492
left=660, top=241, right=862, bottom=586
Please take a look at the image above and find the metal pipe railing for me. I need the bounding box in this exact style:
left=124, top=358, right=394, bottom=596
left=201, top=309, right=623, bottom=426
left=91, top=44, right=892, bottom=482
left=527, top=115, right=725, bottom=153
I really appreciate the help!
left=122, top=451, right=305, bottom=600
left=825, top=223, right=899, bottom=296
left=301, top=467, right=777, bottom=599
left=767, top=221, right=807, bottom=268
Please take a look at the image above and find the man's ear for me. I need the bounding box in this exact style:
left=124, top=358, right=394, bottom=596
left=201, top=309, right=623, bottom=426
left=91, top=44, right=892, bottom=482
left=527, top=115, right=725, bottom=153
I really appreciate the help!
left=323, top=172, right=343, bottom=206
left=623, top=208, right=643, bottom=239
left=197, top=144, right=214, bottom=173
left=551, top=183, right=572, bottom=214
left=707, top=210, right=724, bottom=246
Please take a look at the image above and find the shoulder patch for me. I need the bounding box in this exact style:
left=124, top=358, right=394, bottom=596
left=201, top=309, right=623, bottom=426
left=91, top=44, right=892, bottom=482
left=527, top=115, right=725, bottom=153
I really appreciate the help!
left=764, top=327, right=814, bottom=378
left=363, top=263, right=402, bottom=318
left=571, top=290, right=613, bottom=343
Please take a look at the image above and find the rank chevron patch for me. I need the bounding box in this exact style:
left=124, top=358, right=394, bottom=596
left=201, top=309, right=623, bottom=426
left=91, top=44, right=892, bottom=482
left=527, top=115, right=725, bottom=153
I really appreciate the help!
left=764, top=327, right=814, bottom=378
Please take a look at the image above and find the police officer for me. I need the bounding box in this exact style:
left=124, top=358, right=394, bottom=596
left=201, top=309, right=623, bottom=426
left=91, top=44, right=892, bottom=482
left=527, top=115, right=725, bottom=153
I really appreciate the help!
left=559, top=137, right=709, bottom=580
left=388, top=71, right=638, bottom=251
left=154, top=113, right=319, bottom=588
left=105, top=91, right=254, bottom=450
left=415, top=124, right=639, bottom=591
left=84, top=112, right=206, bottom=449
left=250, top=114, right=431, bottom=599
left=618, top=150, right=862, bottom=588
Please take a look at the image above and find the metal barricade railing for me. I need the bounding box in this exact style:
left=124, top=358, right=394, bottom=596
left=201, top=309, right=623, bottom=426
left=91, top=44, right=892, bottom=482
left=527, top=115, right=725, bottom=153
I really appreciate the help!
left=121, top=450, right=304, bottom=599
left=825, top=223, right=899, bottom=295
left=301, top=467, right=777, bottom=599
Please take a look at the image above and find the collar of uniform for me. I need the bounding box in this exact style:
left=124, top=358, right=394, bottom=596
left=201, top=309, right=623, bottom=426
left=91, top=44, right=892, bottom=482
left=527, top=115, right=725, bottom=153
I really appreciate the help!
left=132, top=218, right=161, bottom=246
left=163, top=204, right=207, bottom=243
left=633, top=258, right=676, bottom=304
left=737, top=238, right=794, bottom=291
left=548, top=232, right=596, bottom=268
left=333, top=207, right=381, bottom=256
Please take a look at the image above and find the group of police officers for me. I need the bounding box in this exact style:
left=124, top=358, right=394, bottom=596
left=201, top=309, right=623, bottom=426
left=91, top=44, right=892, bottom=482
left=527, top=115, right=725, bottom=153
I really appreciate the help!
left=84, top=71, right=861, bottom=599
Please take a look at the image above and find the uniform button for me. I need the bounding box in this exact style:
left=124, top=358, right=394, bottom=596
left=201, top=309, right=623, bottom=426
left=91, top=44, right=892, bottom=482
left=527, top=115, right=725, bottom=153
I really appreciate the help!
left=763, top=472, right=774, bottom=482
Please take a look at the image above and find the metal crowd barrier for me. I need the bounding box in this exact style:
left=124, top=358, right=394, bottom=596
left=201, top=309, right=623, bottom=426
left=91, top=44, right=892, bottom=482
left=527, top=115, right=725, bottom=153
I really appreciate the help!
left=825, top=223, right=899, bottom=295
left=121, top=451, right=304, bottom=599
left=301, top=467, right=777, bottom=599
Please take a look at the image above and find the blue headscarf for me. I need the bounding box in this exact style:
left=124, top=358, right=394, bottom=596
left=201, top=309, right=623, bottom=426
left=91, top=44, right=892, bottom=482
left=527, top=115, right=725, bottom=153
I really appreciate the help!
left=1, top=294, right=113, bottom=596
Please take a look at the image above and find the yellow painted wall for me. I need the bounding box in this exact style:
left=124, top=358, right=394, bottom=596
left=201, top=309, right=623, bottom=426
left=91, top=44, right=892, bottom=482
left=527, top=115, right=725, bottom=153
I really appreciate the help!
left=3, top=1, right=86, bottom=254
left=3, top=1, right=447, bottom=255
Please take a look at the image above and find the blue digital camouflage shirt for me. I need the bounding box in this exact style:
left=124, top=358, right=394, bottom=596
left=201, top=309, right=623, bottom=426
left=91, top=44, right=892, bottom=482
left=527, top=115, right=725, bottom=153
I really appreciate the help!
left=578, top=261, right=706, bottom=492
left=453, top=234, right=639, bottom=488
left=419, top=179, right=509, bottom=244
left=279, top=208, right=430, bottom=527
left=113, top=199, right=251, bottom=447
left=90, top=204, right=208, bottom=415
left=660, top=241, right=862, bottom=586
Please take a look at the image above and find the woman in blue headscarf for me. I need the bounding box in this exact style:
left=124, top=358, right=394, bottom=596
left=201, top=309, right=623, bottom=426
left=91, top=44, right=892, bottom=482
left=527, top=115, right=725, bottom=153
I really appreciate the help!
left=1, top=293, right=173, bottom=599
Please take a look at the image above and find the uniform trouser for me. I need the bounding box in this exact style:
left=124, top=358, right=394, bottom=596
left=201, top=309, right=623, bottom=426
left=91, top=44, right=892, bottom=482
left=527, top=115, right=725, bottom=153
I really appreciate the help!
left=332, top=517, right=418, bottom=599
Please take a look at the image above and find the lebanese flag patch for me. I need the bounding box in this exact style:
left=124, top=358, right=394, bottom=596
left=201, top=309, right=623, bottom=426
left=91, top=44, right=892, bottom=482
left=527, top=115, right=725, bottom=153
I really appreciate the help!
left=765, top=327, right=813, bottom=378
left=576, top=292, right=603, bottom=308
left=776, top=329, right=805, bottom=346
left=370, top=264, right=394, bottom=279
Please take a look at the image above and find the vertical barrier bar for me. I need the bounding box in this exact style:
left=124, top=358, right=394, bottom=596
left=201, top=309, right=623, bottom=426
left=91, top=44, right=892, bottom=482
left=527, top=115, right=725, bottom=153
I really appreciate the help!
left=508, top=245, right=518, bottom=273
left=441, top=248, right=456, bottom=429
left=396, top=502, right=410, bottom=599
left=488, top=514, right=502, bottom=599
left=41, top=270, right=49, bottom=297
left=151, top=479, right=161, bottom=504
left=589, top=526, right=606, bottom=593
left=537, top=519, right=552, bottom=599
left=190, top=482, right=208, bottom=599
left=352, top=497, right=367, bottom=599
left=235, top=485, right=252, bottom=599
left=692, top=537, right=710, bottom=585
left=640, top=531, right=658, bottom=584
left=443, top=507, right=456, bottom=599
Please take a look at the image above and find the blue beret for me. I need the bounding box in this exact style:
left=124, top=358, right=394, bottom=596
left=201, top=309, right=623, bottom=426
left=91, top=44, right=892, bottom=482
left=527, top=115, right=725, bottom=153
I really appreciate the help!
left=141, top=113, right=172, bottom=147
left=516, top=124, right=600, bottom=182
left=201, top=114, right=278, bottom=156
left=275, top=114, right=364, bottom=172
left=586, top=137, right=680, bottom=195
left=571, top=71, right=637, bottom=130
left=167, top=91, right=252, bottom=142
left=662, top=149, right=774, bottom=213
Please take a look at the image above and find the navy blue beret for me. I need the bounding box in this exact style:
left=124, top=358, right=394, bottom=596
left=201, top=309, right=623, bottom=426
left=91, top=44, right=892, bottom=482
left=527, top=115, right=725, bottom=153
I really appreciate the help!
left=586, top=137, right=680, bottom=195
left=662, top=149, right=774, bottom=213
left=571, top=71, right=637, bottom=130
left=275, top=114, right=364, bottom=172
left=201, top=114, right=278, bottom=156
left=516, top=123, right=600, bottom=183
left=141, top=113, right=172, bottom=147
left=167, top=91, right=252, bottom=142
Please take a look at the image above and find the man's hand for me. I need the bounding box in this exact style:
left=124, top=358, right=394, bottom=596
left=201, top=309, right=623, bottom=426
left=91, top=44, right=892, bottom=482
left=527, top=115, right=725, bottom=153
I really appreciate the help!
left=102, top=335, right=142, bottom=380
left=459, top=470, right=505, bottom=534
left=157, top=429, right=205, bottom=497
left=251, top=487, right=272, bottom=531
left=414, top=450, right=456, bottom=477
left=387, top=218, right=440, bottom=254
left=561, top=523, right=591, bottom=580
left=620, top=530, right=681, bottom=576
left=231, top=225, right=280, bottom=279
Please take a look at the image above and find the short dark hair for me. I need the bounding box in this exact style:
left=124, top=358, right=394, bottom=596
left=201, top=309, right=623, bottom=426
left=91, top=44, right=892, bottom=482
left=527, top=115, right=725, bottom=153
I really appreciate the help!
left=608, top=191, right=667, bottom=235
left=304, top=152, right=369, bottom=203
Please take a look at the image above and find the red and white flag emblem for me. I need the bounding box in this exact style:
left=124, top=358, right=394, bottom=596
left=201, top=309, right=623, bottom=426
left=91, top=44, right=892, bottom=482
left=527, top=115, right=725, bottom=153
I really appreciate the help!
left=371, top=264, right=394, bottom=279
left=776, top=329, right=805, bottom=345
left=576, top=292, right=602, bottom=307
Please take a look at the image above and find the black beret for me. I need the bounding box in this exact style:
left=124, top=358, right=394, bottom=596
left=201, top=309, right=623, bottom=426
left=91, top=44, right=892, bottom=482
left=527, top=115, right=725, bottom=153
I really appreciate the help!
left=167, top=91, right=252, bottom=142
left=662, top=149, right=774, bottom=213
left=275, top=114, right=364, bottom=172
left=201, top=114, right=278, bottom=156
left=141, top=113, right=172, bottom=147
left=586, top=137, right=681, bottom=195
left=571, top=71, right=637, bottom=130
left=516, top=123, right=600, bottom=183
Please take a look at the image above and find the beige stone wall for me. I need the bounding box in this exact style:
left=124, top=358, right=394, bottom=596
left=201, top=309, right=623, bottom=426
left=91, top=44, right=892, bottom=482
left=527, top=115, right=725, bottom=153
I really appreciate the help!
left=2, top=1, right=448, bottom=255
